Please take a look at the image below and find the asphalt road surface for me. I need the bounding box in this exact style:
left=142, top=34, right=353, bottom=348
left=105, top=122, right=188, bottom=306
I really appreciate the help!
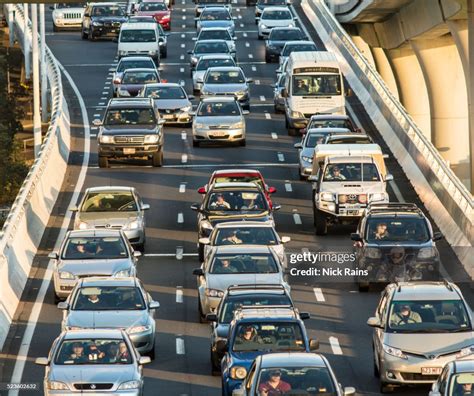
left=0, top=1, right=472, bottom=395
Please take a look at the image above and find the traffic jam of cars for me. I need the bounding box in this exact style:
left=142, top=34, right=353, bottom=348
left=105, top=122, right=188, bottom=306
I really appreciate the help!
left=36, top=1, right=474, bottom=395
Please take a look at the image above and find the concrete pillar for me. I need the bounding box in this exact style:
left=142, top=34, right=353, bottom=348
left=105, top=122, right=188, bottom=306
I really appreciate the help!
left=467, top=0, right=474, bottom=192
left=8, top=8, right=15, bottom=47
left=23, top=3, right=30, bottom=80
left=411, top=37, right=470, bottom=185
left=39, top=4, right=48, bottom=123
left=31, top=4, right=42, bottom=158
left=371, top=47, right=400, bottom=101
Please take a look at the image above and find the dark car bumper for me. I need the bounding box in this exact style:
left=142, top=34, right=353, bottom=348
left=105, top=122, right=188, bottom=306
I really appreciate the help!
left=90, top=25, right=121, bottom=38
left=99, top=144, right=161, bottom=158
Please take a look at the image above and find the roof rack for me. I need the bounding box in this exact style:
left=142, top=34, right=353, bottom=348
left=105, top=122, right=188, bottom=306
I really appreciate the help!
left=367, top=203, right=422, bottom=214
left=227, top=284, right=286, bottom=292
left=443, top=280, right=454, bottom=292
left=238, top=305, right=293, bottom=311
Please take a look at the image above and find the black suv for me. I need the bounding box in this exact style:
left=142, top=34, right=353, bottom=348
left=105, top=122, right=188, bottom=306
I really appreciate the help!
left=206, top=284, right=295, bottom=375
left=81, top=2, right=127, bottom=40
left=351, top=203, right=442, bottom=291
left=95, top=98, right=165, bottom=168
left=265, top=27, right=306, bottom=63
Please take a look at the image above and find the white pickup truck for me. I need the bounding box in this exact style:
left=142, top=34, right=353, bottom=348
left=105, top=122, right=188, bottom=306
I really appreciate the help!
left=309, top=144, right=393, bottom=235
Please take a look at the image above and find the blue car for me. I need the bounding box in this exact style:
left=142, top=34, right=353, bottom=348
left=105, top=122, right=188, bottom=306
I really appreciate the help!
left=219, top=306, right=318, bottom=395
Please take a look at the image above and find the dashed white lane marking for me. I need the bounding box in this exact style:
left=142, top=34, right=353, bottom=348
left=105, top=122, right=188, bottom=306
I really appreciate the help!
left=177, top=213, right=184, bottom=223
left=144, top=253, right=199, bottom=257
left=248, top=54, right=253, bottom=59
left=254, top=79, right=260, bottom=85
left=106, top=76, right=112, bottom=80
left=181, top=154, right=188, bottom=163
left=182, top=24, right=186, bottom=28
left=180, top=54, right=185, bottom=60
left=102, top=91, right=108, bottom=95
left=179, top=183, right=186, bottom=193
left=180, top=67, right=185, bottom=73
left=265, top=113, right=271, bottom=119
left=238, top=14, right=242, bottom=19
left=181, top=43, right=185, bottom=48
left=245, top=42, right=250, bottom=47
left=285, top=181, right=292, bottom=192
left=105, top=81, right=111, bottom=85
left=236, top=7, right=240, bottom=11
left=243, top=32, right=247, bottom=37
left=313, top=288, right=325, bottom=302
left=176, top=337, right=185, bottom=355
left=100, top=97, right=107, bottom=100
left=271, top=132, right=278, bottom=140
left=329, top=337, right=343, bottom=355
left=278, top=152, right=285, bottom=162
left=90, top=126, right=98, bottom=130
left=259, top=95, right=265, bottom=101
left=293, top=212, right=302, bottom=225
left=93, top=113, right=101, bottom=117
left=176, top=246, right=184, bottom=260
left=90, top=133, right=97, bottom=137
left=182, top=15, right=186, bottom=20
left=181, top=131, right=187, bottom=140
left=176, top=286, right=184, bottom=303
left=181, top=33, right=185, bottom=38
left=98, top=102, right=105, bottom=106
left=252, top=66, right=257, bottom=71
left=240, top=23, right=244, bottom=27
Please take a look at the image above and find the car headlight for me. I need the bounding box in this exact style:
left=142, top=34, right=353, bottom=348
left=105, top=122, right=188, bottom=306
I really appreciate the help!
left=456, top=345, right=474, bottom=358
left=148, top=50, right=157, bottom=56
left=201, top=220, right=213, bottom=230
left=127, top=219, right=142, bottom=230
left=99, top=135, right=114, bottom=144
left=144, top=135, right=159, bottom=144
left=92, top=21, right=103, bottom=26
left=235, top=90, right=246, bottom=97
left=230, top=122, right=244, bottom=129
left=205, top=288, right=224, bottom=298
left=118, top=88, right=131, bottom=97
left=114, top=269, right=131, bottom=277
left=230, top=366, right=247, bottom=380
left=260, top=24, right=268, bottom=29
left=289, top=23, right=295, bottom=27
left=320, top=192, right=334, bottom=202
left=382, top=344, right=407, bottom=360
left=417, top=247, right=436, bottom=259
left=301, top=155, right=313, bottom=163
left=191, top=56, right=198, bottom=64
left=118, top=381, right=141, bottom=390
left=118, top=50, right=128, bottom=57
left=365, top=247, right=382, bottom=259
left=59, top=271, right=75, bottom=280
left=194, top=123, right=207, bottom=129
left=290, top=110, right=305, bottom=118
left=127, top=325, right=151, bottom=334
left=77, top=221, right=89, bottom=230
left=54, top=11, right=64, bottom=18
left=180, top=105, right=192, bottom=112
left=369, top=193, right=386, bottom=202
left=47, top=381, right=69, bottom=390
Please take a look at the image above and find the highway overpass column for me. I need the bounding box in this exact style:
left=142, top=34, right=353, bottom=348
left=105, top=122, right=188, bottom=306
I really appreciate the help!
left=39, top=3, right=48, bottom=123
left=468, top=0, right=474, bottom=193
left=23, top=3, right=30, bottom=80
left=31, top=3, right=41, bottom=158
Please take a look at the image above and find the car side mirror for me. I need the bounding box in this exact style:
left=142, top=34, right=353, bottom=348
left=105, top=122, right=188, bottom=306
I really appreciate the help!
left=189, top=110, right=196, bottom=116
left=299, top=312, right=310, bottom=320
left=433, top=231, right=443, bottom=241
left=139, top=356, right=151, bottom=365
left=149, top=301, right=160, bottom=310
left=343, top=387, right=356, bottom=396
left=197, top=187, right=206, bottom=194
left=232, top=36, right=237, bottom=40
left=92, top=119, right=102, bottom=126
left=70, top=205, right=78, bottom=212
left=307, top=175, right=318, bottom=182
left=199, top=237, right=210, bottom=245
left=133, top=251, right=142, bottom=258
left=281, top=236, right=291, bottom=244
left=367, top=317, right=382, bottom=328
left=242, top=110, right=250, bottom=115
left=112, top=37, right=118, bottom=43
left=158, top=119, right=166, bottom=126
left=141, top=203, right=150, bottom=210
left=193, top=268, right=204, bottom=276
left=350, top=233, right=362, bottom=242
left=281, top=88, right=288, bottom=98
left=216, top=339, right=227, bottom=354
left=57, top=302, right=69, bottom=310
left=206, top=313, right=218, bottom=322
left=246, top=78, right=253, bottom=83
left=35, top=357, right=49, bottom=366
left=188, top=95, right=195, bottom=100
left=309, top=339, right=319, bottom=351
left=273, top=204, right=281, bottom=211
left=190, top=203, right=200, bottom=211
left=294, top=143, right=303, bottom=149
left=48, top=252, right=59, bottom=260
left=187, top=50, right=194, bottom=54
left=385, top=174, right=394, bottom=182
left=267, top=186, right=276, bottom=194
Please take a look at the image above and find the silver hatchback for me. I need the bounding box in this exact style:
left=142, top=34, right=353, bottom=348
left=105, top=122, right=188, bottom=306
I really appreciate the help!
left=35, top=329, right=150, bottom=396
left=59, top=277, right=159, bottom=357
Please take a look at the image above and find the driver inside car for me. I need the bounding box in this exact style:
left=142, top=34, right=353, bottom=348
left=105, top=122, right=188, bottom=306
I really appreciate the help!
left=390, top=304, right=422, bottom=326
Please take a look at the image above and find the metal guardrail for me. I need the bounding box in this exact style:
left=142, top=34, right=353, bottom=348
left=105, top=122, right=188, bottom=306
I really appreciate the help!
left=0, top=4, right=63, bottom=246
left=306, top=0, right=473, bottom=244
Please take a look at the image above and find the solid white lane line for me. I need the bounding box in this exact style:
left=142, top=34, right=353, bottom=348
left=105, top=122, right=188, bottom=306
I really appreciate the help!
left=265, top=113, right=271, bottom=119
left=176, top=246, right=184, bottom=260
left=176, top=337, right=185, bottom=355
left=293, top=213, right=302, bottom=225
left=181, top=131, right=187, bottom=140
left=181, top=154, right=188, bottom=163
left=285, top=181, right=292, bottom=192
left=313, top=288, right=325, bottom=302
left=271, top=133, right=278, bottom=140
left=259, top=95, right=265, bottom=101
left=9, top=62, right=91, bottom=393
left=176, top=287, right=184, bottom=303
left=179, top=183, right=186, bottom=193
left=251, top=66, right=256, bottom=71
left=277, top=152, right=285, bottom=162
left=177, top=213, right=184, bottom=223
left=329, top=337, right=343, bottom=355
left=163, top=162, right=299, bottom=169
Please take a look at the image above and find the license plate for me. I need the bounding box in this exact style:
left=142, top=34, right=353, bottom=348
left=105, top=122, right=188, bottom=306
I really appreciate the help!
left=421, top=367, right=442, bottom=375
left=110, top=29, right=116, bottom=33
left=163, top=114, right=174, bottom=119
left=212, top=131, right=227, bottom=137
left=123, top=148, right=135, bottom=155
left=347, top=209, right=360, bottom=215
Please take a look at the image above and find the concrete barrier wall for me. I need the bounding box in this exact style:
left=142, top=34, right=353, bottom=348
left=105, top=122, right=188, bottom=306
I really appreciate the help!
left=0, top=4, right=71, bottom=349
left=302, top=0, right=473, bottom=279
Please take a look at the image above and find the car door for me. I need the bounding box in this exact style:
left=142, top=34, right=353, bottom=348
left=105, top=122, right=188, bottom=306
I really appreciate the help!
left=245, top=362, right=258, bottom=395
left=373, top=290, right=390, bottom=365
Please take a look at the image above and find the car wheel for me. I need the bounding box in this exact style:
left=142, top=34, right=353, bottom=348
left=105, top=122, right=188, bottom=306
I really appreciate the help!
left=136, top=242, right=145, bottom=253
left=265, top=54, right=271, bottom=63
left=380, top=381, right=393, bottom=394
left=373, top=352, right=380, bottom=378
left=162, top=49, right=167, bottom=58
left=98, top=156, right=109, bottom=168
left=315, top=210, right=327, bottom=235
left=54, top=292, right=62, bottom=304
left=258, top=33, right=263, bottom=40
left=193, top=140, right=200, bottom=148
left=198, top=242, right=204, bottom=262
left=288, top=126, right=297, bottom=136
left=53, top=24, right=59, bottom=32
left=147, top=343, right=156, bottom=360
left=152, top=150, right=163, bottom=167
left=198, top=297, right=206, bottom=323
left=210, top=350, right=220, bottom=376
left=239, top=139, right=246, bottom=147
left=89, top=29, right=96, bottom=41
left=81, top=29, right=88, bottom=40
left=299, top=171, right=305, bottom=181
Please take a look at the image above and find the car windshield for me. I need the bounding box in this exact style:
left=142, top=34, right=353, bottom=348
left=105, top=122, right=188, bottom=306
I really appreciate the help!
left=233, top=322, right=305, bottom=352
left=145, top=86, right=187, bottom=99
left=282, top=43, right=316, bottom=56
left=92, top=5, right=124, bottom=16
left=292, top=75, right=342, bottom=96
left=220, top=294, right=291, bottom=323
left=262, top=10, right=292, bottom=19
left=212, top=175, right=264, bottom=189
left=139, top=2, right=167, bottom=11
left=120, top=29, right=156, bottom=43
left=117, top=60, right=155, bottom=73
left=201, top=10, right=231, bottom=20
left=195, top=42, right=229, bottom=53
left=214, top=227, right=278, bottom=246
left=197, top=101, right=240, bottom=116
left=105, top=108, right=157, bottom=125
left=57, top=3, right=85, bottom=8
left=81, top=191, right=137, bottom=212
left=122, top=71, right=158, bottom=84
left=323, top=163, right=380, bottom=182
left=196, top=58, right=235, bottom=71
left=256, top=367, right=337, bottom=395
left=304, top=133, right=328, bottom=148
left=366, top=217, right=430, bottom=243
left=327, top=136, right=371, bottom=144
left=210, top=253, right=278, bottom=274
left=449, top=373, right=474, bottom=396
left=270, top=29, right=301, bottom=40
left=205, top=70, right=245, bottom=84
left=72, top=286, right=145, bottom=310
left=258, top=0, right=286, bottom=4
left=205, top=190, right=268, bottom=211
left=308, top=119, right=353, bottom=129
left=55, top=339, right=132, bottom=365
left=62, top=237, right=128, bottom=260
left=200, top=30, right=232, bottom=41
left=387, top=300, right=472, bottom=333
left=199, top=0, right=229, bottom=3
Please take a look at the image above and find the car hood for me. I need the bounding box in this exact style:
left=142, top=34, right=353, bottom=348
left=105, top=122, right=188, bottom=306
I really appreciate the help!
left=384, top=332, right=474, bottom=358
left=300, top=147, right=314, bottom=158
left=101, top=125, right=159, bottom=135
left=268, top=40, right=292, bottom=49
left=199, top=20, right=234, bottom=29
left=321, top=182, right=385, bottom=194
left=78, top=212, right=138, bottom=227
left=261, top=20, right=293, bottom=28
left=206, top=212, right=271, bottom=226
left=58, top=258, right=133, bottom=276
left=66, top=310, right=149, bottom=329
left=153, top=99, right=191, bottom=110
left=195, top=115, right=243, bottom=126
left=50, top=365, right=137, bottom=384
left=195, top=51, right=231, bottom=59
left=230, top=351, right=274, bottom=369
left=208, top=273, right=284, bottom=292
left=202, top=83, right=247, bottom=94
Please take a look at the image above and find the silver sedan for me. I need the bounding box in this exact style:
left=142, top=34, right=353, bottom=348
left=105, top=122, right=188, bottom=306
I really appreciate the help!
left=192, top=97, right=248, bottom=147
left=35, top=328, right=150, bottom=396
left=59, top=277, right=159, bottom=357
left=192, top=54, right=236, bottom=94
left=50, top=229, right=139, bottom=302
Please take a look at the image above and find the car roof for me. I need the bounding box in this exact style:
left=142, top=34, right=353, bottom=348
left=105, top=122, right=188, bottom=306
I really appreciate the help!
left=118, top=56, right=155, bottom=62
left=199, top=54, right=234, bottom=60
left=143, top=82, right=182, bottom=88
left=214, top=245, right=272, bottom=254
left=326, top=134, right=370, bottom=140
left=327, top=155, right=377, bottom=164
left=120, top=22, right=158, bottom=30
left=390, top=282, right=462, bottom=301
left=365, top=203, right=425, bottom=218
left=200, top=96, right=238, bottom=103
left=270, top=26, right=301, bottom=31
left=201, top=6, right=231, bottom=10
left=262, top=6, right=291, bottom=11
left=67, top=229, right=123, bottom=238
left=200, top=26, right=232, bottom=31
left=86, top=186, right=134, bottom=193
left=227, top=284, right=287, bottom=296
left=260, top=353, right=327, bottom=368
left=206, top=66, right=242, bottom=72
left=213, top=169, right=262, bottom=176
left=195, top=39, right=228, bottom=44
left=283, top=40, right=315, bottom=46
left=235, top=306, right=297, bottom=320
left=214, top=221, right=274, bottom=229
left=211, top=182, right=261, bottom=189
left=91, top=3, right=124, bottom=7
left=310, top=114, right=351, bottom=121
left=307, top=127, right=351, bottom=134
left=63, top=329, right=124, bottom=340
left=108, top=98, right=153, bottom=108
left=78, top=277, right=138, bottom=288
left=122, top=68, right=158, bottom=73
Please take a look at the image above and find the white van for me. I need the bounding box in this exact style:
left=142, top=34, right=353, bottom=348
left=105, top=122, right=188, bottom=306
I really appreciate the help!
left=283, top=51, right=346, bottom=135
left=117, top=22, right=161, bottom=65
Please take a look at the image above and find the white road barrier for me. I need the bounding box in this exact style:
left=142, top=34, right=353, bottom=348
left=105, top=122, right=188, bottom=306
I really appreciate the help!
left=0, top=4, right=71, bottom=350
left=302, top=0, right=473, bottom=280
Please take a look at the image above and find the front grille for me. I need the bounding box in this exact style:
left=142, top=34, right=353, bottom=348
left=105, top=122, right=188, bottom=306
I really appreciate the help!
left=64, top=12, right=82, bottom=19
left=400, top=373, right=438, bottom=381
left=77, top=274, right=109, bottom=279
left=209, top=135, right=230, bottom=140
left=210, top=125, right=229, bottom=129
left=95, top=225, right=122, bottom=229
left=74, top=383, right=114, bottom=390
left=114, top=135, right=144, bottom=144
left=339, top=194, right=361, bottom=204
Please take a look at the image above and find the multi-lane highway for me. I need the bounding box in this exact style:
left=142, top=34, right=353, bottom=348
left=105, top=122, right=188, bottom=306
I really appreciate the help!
left=0, top=1, right=473, bottom=395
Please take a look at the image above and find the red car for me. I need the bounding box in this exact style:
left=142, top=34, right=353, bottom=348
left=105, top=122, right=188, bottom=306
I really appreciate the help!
left=198, top=169, right=277, bottom=208
left=136, top=1, right=171, bottom=30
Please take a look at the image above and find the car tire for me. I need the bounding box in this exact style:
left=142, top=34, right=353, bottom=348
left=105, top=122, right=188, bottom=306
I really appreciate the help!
left=152, top=150, right=163, bottom=167
left=98, top=156, right=109, bottom=168
left=81, top=28, right=88, bottom=40
left=136, top=242, right=145, bottom=253
left=198, top=242, right=204, bottom=262
left=258, top=33, right=263, bottom=40
left=299, top=171, right=305, bottom=181
left=373, top=353, right=380, bottom=378
left=147, top=343, right=156, bottom=360
left=239, top=139, right=246, bottom=147
left=198, top=297, right=206, bottom=323
left=380, top=382, right=393, bottom=394
left=161, top=49, right=167, bottom=58
left=265, top=54, right=271, bottom=63
left=211, top=351, right=220, bottom=376
left=315, top=210, right=327, bottom=235
left=193, top=140, right=200, bottom=148
left=54, top=292, right=62, bottom=304
left=53, top=24, right=59, bottom=32
left=288, top=126, right=297, bottom=136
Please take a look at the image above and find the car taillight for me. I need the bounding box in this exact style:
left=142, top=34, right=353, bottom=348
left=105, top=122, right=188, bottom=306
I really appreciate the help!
left=358, top=194, right=367, bottom=204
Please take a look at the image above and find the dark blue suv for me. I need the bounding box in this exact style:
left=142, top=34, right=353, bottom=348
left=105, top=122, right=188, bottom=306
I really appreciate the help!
left=219, top=306, right=318, bottom=395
